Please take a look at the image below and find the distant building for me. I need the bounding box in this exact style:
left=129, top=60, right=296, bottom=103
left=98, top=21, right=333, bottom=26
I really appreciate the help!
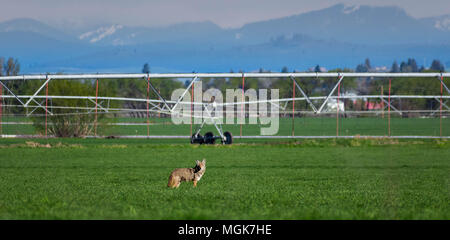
left=324, top=99, right=344, bottom=112
left=373, top=66, right=388, bottom=72
left=365, top=101, right=383, bottom=110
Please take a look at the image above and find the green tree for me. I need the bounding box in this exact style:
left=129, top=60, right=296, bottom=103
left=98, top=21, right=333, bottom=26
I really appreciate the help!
left=364, top=58, right=372, bottom=71
left=391, top=61, right=400, bottom=73
left=314, top=65, right=321, bottom=72
left=142, top=63, right=150, bottom=74
left=430, top=59, right=445, bottom=72
left=31, top=78, right=112, bottom=137
left=4, top=57, right=20, bottom=76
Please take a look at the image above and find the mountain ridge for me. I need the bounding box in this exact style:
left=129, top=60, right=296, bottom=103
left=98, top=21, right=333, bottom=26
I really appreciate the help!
left=0, top=4, right=449, bottom=73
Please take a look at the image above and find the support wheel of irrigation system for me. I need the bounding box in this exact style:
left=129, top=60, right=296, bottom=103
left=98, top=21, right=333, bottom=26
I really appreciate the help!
left=191, top=134, right=204, bottom=144
left=190, top=131, right=232, bottom=145
left=221, top=131, right=232, bottom=145
left=204, top=132, right=215, bottom=144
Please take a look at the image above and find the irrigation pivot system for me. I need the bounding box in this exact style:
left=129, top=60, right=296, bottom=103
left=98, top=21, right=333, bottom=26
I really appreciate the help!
left=0, top=72, right=449, bottom=142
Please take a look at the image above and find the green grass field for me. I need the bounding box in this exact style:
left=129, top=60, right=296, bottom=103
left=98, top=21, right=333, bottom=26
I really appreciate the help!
left=0, top=138, right=449, bottom=219
left=1, top=116, right=449, bottom=136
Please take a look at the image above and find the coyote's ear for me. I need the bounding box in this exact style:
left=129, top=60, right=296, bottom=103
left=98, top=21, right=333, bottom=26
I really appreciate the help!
left=202, top=159, right=206, bottom=164
left=196, top=160, right=200, bottom=165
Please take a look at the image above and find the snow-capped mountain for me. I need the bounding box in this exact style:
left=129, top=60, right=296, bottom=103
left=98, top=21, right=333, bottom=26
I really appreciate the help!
left=232, top=4, right=450, bottom=45
left=79, top=24, right=125, bottom=44
left=74, top=21, right=227, bottom=46
left=342, top=4, right=361, bottom=14
left=421, top=14, right=450, bottom=32
left=434, top=17, right=450, bottom=31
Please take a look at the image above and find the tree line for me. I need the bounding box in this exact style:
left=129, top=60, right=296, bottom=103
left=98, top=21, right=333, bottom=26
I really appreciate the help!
left=354, top=58, right=445, bottom=73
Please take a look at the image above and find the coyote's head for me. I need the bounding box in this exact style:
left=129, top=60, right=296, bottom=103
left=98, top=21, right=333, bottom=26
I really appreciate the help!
left=195, top=159, right=206, bottom=172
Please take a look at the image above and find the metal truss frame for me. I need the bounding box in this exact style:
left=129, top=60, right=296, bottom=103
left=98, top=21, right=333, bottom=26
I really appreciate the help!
left=0, top=72, right=448, bottom=138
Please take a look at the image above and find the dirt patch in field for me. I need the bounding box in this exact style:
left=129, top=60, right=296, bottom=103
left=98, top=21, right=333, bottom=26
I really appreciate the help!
left=25, top=141, right=52, bottom=148
left=0, top=141, right=84, bottom=149
left=100, top=144, right=127, bottom=149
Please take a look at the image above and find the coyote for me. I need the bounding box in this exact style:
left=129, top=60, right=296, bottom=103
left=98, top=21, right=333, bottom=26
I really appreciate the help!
left=167, top=159, right=206, bottom=188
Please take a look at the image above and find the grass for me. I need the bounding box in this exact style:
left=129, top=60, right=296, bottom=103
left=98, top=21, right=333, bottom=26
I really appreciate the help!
left=1, top=116, right=449, bottom=136
left=0, top=138, right=449, bottom=219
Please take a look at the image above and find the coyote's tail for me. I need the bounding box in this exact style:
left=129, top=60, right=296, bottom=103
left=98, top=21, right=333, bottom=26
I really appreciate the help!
left=168, top=174, right=177, bottom=188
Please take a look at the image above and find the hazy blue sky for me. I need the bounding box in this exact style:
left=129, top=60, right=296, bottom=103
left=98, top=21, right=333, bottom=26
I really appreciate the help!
left=1, top=0, right=449, bottom=28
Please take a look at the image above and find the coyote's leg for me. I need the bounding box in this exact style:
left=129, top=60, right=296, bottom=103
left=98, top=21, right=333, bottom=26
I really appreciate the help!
left=168, top=175, right=174, bottom=188
left=193, top=180, right=197, bottom=187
